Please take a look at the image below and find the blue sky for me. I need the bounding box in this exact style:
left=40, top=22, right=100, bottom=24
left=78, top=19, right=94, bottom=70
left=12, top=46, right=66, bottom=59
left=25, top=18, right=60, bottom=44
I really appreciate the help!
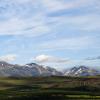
left=0, top=0, right=100, bottom=70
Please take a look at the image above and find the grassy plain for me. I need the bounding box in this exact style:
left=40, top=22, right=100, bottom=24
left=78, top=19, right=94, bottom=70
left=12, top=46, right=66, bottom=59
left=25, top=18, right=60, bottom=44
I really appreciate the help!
left=0, top=76, right=100, bottom=100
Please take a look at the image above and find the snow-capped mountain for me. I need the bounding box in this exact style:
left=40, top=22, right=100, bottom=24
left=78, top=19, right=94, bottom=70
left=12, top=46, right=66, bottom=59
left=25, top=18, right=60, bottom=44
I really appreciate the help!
left=0, top=61, right=62, bottom=77
left=0, top=61, right=99, bottom=77
left=64, top=66, right=100, bottom=76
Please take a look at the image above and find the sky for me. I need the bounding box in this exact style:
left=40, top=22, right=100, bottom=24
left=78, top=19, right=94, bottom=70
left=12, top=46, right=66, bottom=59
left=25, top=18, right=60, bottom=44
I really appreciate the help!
left=0, top=0, right=100, bottom=70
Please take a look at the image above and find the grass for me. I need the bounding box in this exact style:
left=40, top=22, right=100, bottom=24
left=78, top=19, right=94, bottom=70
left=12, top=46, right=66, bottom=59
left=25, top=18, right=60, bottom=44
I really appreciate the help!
left=0, top=76, right=100, bottom=100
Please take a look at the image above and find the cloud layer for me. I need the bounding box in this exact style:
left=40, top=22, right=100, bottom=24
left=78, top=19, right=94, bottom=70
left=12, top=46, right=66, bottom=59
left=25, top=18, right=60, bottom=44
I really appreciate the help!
left=0, top=0, right=100, bottom=36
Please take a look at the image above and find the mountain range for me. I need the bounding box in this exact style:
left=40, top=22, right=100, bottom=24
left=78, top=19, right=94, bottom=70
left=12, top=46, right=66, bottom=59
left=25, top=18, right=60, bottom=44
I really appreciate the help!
left=0, top=61, right=99, bottom=77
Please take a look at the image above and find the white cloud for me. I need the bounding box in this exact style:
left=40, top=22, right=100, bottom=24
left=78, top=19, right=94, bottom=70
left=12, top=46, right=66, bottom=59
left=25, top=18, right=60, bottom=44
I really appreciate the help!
left=42, top=0, right=97, bottom=13
left=38, top=36, right=93, bottom=51
left=65, top=15, right=100, bottom=31
left=33, top=54, right=69, bottom=63
left=0, top=54, right=17, bottom=62
left=0, top=13, right=50, bottom=36
left=13, top=0, right=33, bottom=4
left=49, top=14, right=100, bottom=33
left=42, top=0, right=100, bottom=32
left=42, top=0, right=65, bottom=12
left=0, top=0, right=50, bottom=36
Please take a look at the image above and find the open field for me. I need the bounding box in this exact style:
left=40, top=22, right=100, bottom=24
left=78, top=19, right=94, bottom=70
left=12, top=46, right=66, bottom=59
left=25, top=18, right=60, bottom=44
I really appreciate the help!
left=0, top=76, right=100, bottom=100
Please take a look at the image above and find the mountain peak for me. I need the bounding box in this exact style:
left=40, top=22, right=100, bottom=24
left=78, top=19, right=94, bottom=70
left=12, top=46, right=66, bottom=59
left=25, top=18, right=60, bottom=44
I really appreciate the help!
left=78, top=66, right=89, bottom=69
left=26, top=63, right=39, bottom=66
left=0, top=61, right=13, bottom=68
left=65, top=66, right=99, bottom=76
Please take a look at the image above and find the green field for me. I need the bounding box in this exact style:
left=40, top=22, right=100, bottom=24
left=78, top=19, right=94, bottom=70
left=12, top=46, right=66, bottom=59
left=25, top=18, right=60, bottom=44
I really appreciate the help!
left=0, top=76, right=100, bottom=100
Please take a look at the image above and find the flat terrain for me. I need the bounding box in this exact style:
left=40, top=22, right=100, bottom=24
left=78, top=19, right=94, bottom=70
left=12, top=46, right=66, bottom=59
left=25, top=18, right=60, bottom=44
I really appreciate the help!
left=0, top=76, right=100, bottom=100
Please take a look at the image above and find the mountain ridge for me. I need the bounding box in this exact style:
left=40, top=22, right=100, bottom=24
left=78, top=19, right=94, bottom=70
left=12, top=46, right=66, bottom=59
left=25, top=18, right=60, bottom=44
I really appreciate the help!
left=0, top=61, right=62, bottom=77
